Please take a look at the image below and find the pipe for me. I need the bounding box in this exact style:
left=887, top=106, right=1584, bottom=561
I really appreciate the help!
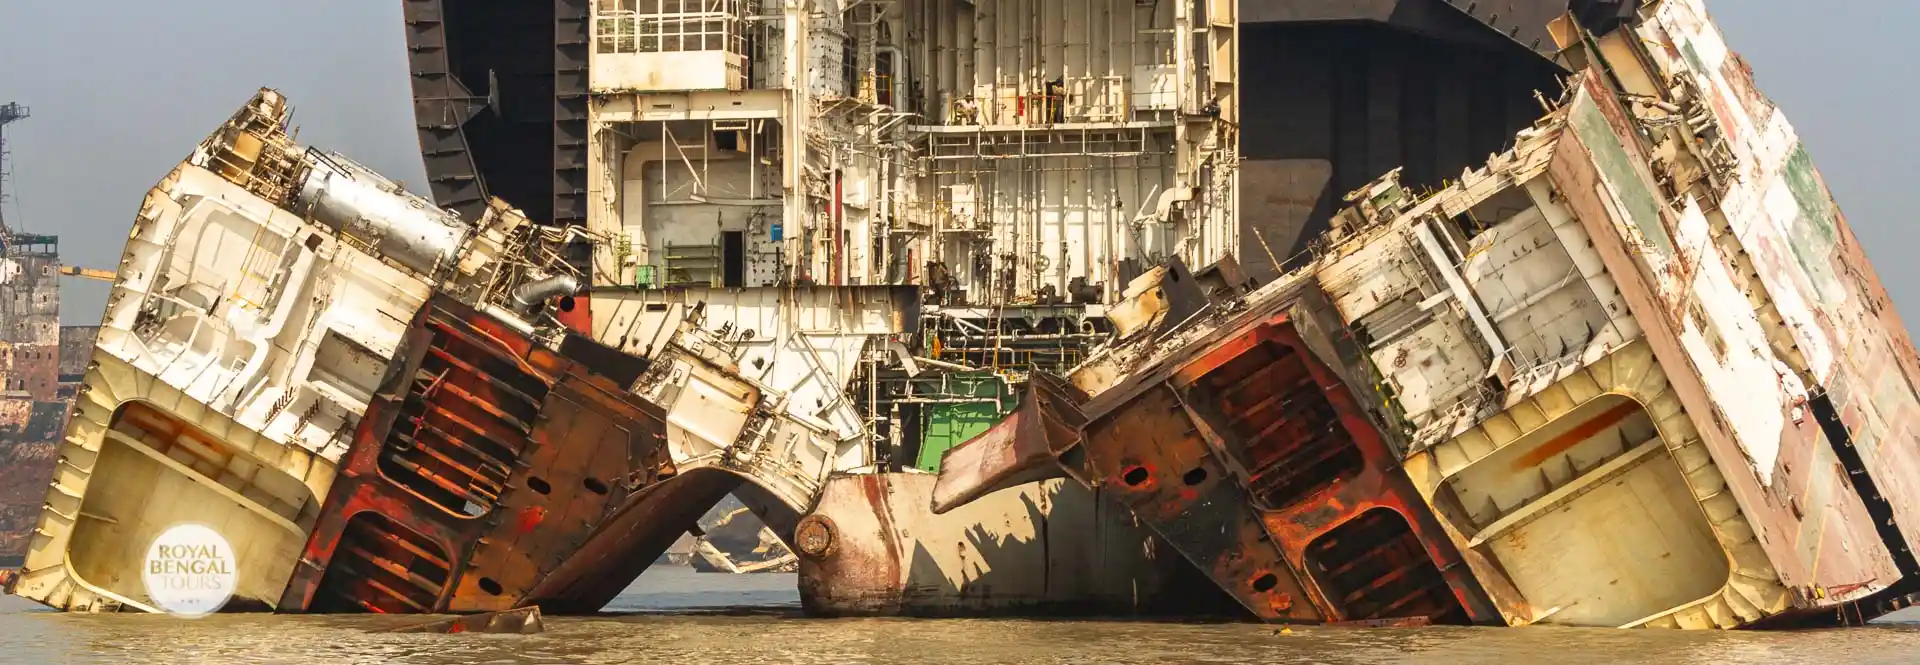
left=833, top=168, right=845, bottom=283
left=1154, top=185, right=1195, bottom=221
left=483, top=304, right=538, bottom=336
left=511, top=274, right=585, bottom=316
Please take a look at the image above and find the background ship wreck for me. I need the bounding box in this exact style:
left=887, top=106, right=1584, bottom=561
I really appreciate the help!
left=933, top=2, right=1920, bottom=628
left=5, top=0, right=1919, bottom=631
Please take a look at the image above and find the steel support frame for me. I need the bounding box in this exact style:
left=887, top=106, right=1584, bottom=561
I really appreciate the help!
left=277, top=296, right=672, bottom=613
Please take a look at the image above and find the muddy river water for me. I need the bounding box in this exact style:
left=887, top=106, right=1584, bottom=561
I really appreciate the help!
left=4, top=566, right=1919, bottom=664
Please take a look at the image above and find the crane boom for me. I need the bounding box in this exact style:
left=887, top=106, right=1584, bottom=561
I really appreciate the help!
left=57, top=265, right=115, bottom=282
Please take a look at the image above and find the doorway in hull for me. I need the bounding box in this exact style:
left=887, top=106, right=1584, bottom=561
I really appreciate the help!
left=722, top=230, right=746, bottom=288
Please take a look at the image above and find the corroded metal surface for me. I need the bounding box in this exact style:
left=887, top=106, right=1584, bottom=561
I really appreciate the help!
left=933, top=2, right=1920, bottom=630
left=934, top=274, right=1500, bottom=625
left=277, top=295, right=673, bottom=613
left=527, top=466, right=743, bottom=611
left=801, top=472, right=1238, bottom=618
left=1176, top=317, right=1494, bottom=624
left=928, top=375, right=1086, bottom=514
left=1527, top=2, right=1920, bottom=624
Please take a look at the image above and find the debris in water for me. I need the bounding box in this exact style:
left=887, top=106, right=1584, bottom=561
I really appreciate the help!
left=385, top=606, right=545, bottom=635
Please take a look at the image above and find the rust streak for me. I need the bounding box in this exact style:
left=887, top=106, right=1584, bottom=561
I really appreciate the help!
left=1509, top=400, right=1641, bottom=471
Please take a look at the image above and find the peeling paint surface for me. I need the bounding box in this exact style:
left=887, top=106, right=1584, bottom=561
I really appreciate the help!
left=1627, top=0, right=1920, bottom=604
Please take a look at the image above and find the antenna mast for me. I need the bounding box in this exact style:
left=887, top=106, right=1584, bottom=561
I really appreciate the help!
left=0, top=102, right=29, bottom=239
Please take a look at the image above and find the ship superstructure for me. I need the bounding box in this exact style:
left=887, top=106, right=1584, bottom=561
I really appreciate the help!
left=560, top=0, right=1254, bottom=613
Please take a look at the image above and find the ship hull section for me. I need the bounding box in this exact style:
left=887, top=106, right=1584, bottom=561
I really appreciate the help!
left=931, top=10, right=1920, bottom=624
left=796, top=472, right=1238, bottom=618
left=8, top=90, right=822, bottom=616
left=276, top=295, right=674, bottom=613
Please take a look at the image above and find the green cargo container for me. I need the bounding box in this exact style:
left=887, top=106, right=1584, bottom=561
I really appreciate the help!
left=913, top=373, right=1014, bottom=472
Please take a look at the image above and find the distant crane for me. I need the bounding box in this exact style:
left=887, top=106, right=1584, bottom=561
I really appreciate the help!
left=57, top=265, right=115, bottom=282
left=0, top=102, right=26, bottom=245
left=0, top=103, right=120, bottom=283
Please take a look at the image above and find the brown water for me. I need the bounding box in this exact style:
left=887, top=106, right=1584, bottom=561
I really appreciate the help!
left=5, top=567, right=1920, bottom=664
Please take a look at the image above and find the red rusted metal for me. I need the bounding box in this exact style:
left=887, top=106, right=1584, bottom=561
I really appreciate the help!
left=798, top=474, right=910, bottom=617
left=277, top=294, right=686, bottom=614
left=933, top=275, right=1501, bottom=625
left=929, top=374, right=1087, bottom=513
left=555, top=292, right=592, bottom=335
left=1183, top=319, right=1489, bottom=625
left=524, top=466, right=743, bottom=613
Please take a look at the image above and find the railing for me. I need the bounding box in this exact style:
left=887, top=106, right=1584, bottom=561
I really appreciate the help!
left=593, top=0, right=746, bottom=56
left=944, top=76, right=1132, bottom=126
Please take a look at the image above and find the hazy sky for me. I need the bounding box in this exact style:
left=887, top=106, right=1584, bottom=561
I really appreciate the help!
left=0, top=2, right=1914, bottom=325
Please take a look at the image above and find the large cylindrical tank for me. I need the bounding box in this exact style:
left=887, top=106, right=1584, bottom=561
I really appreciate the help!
left=291, top=152, right=472, bottom=276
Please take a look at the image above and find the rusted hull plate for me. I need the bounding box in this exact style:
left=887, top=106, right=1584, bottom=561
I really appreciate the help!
left=277, top=295, right=681, bottom=614
left=929, top=376, right=1086, bottom=514
left=799, top=472, right=1239, bottom=618
left=934, top=283, right=1500, bottom=625
left=527, top=467, right=741, bottom=613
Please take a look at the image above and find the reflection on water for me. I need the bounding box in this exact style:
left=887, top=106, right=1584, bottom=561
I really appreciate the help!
left=5, top=567, right=1920, bottom=664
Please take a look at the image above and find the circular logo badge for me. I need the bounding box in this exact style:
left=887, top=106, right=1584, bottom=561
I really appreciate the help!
left=140, top=524, right=237, bottom=618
